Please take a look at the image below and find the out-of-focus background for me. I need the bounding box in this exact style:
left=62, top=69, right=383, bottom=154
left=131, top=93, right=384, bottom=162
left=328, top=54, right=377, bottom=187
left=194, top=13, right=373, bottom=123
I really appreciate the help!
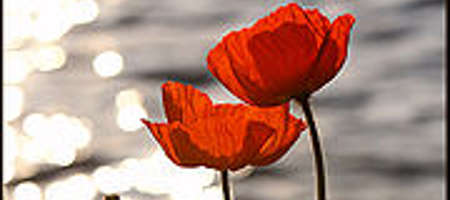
left=2, top=0, right=445, bottom=199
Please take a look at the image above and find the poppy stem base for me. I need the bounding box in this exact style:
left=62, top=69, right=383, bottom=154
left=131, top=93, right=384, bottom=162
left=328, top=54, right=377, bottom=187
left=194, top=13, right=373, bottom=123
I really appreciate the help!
left=103, top=194, right=120, bottom=200
left=298, top=98, right=327, bottom=200
left=221, top=170, right=232, bottom=200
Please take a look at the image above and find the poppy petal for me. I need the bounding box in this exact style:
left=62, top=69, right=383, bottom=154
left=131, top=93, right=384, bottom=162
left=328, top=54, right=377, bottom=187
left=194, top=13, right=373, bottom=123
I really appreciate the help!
left=204, top=105, right=251, bottom=168
left=242, top=103, right=290, bottom=134
left=304, top=14, right=355, bottom=94
left=247, top=22, right=319, bottom=105
left=220, top=31, right=270, bottom=105
left=207, top=3, right=355, bottom=106
left=289, top=4, right=328, bottom=47
left=219, top=23, right=321, bottom=106
left=215, top=103, right=294, bottom=165
left=208, top=3, right=328, bottom=106
left=168, top=123, right=228, bottom=169
left=162, top=81, right=213, bottom=123
left=304, top=8, right=331, bottom=39
left=167, top=104, right=280, bottom=171
left=228, top=121, right=274, bottom=170
left=140, top=119, right=181, bottom=165
left=213, top=103, right=294, bottom=169
left=246, top=104, right=292, bottom=158
left=145, top=82, right=306, bottom=171
left=213, top=103, right=289, bottom=139
left=168, top=106, right=248, bottom=170
left=251, top=115, right=306, bottom=166
left=221, top=4, right=306, bottom=101
left=251, top=3, right=298, bottom=33
left=207, top=42, right=255, bottom=104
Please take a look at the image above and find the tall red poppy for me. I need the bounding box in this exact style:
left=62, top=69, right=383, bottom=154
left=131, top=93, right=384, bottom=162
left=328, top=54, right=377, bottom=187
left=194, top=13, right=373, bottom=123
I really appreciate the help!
left=207, top=3, right=356, bottom=106
left=141, top=81, right=306, bottom=171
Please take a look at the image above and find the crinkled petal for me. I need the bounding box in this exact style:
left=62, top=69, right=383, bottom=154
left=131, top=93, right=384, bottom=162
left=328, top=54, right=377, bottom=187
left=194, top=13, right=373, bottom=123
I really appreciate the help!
left=251, top=3, right=298, bottom=33
left=246, top=22, right=319, bottom=105
left=304, top=8, right=331, bottom=39
left=304, top=14, right=356, bottom=94
left=289, top=4, right=328, bottom=47
left=207, top=42, right=255, bottom=104
left=251, top=115, right=306, bottom=166
left=227, top=121, right=274, bottom=170
left=168, top=123, right=227, bottom=169
left=164, top=104, right=248, bottom=170
left=162, top=81, right=213, bottom=123
left=241, top=103, right=290, bottom=145
left=213, top=103, right=301, bottom=169
left=140, top=119, right=181, bottom=165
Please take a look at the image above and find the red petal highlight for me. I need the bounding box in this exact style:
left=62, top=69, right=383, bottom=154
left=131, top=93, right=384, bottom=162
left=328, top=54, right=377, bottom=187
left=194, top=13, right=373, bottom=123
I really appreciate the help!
left=162, top=81, right=213, bottom=123
left=247, top=23, right=319, bottom=103
left=140, top=119, right=181, bottom=165
left=166, top=104, right=248, bottom=170
left=207, top=42, right=255, bottom=104
left=304, top=14, right=356, bottom=94
left=289, top=4, right=328, bottom=46
left=228, top=121, right=274, bottom=170
left=304, top=8, right=331, bottom=38
left=250, top=4, right=298, bottom=34
left=251, top=115, right=306, bottom=166
left=169, top=123, right=227, bottom=169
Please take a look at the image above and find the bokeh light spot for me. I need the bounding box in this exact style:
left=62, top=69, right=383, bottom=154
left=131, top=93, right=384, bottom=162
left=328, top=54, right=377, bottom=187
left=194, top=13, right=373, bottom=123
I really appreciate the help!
left=92, top=166, right=131, bottom=194
left=68, top=0, right=100, bottom=24
left=116, top=105, right=148, bottom=132
left=13, top=182, right=42, bottom=200
left=3, top=86, right=25, bottom=122
left=93, top=51, right=124, bottom=78
left=29, top=45, right=66, bottom=72
left=3, top=51, right=33, bottom=84
left=45, top=174, right=97, bottom=200
left=3, top=125, right=18, bottom=184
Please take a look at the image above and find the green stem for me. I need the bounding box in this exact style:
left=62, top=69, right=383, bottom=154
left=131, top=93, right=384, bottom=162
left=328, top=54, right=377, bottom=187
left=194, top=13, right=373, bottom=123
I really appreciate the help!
left=298, top=97, right=326, bottom=200
left=221, top=170, right=231, bottom=200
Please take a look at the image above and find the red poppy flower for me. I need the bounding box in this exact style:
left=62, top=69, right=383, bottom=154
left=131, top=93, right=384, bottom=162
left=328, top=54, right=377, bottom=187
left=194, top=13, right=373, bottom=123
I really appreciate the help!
left=141, top=81, right=306, bottom=171
left=207, top=3, right=356, bottom=106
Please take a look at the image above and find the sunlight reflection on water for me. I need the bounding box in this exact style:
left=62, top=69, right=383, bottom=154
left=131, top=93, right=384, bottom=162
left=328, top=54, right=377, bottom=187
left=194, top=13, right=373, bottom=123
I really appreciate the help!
left=13, top=182, right=42, bottom=200
left=3, top=86, right=25, bottom=122
left=115, top=89, right=148, bottom=132
left=45, top=174, right=97, bottom=200
left=17, top=113, right=92, bottom=167
left=88, top=149, right=220, bottom=199
left=93, top=51, right=124, bottom=78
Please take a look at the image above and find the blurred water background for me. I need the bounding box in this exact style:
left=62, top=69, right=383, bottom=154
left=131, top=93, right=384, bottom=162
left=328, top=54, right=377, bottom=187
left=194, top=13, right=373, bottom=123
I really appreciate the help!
left=2, top=0, right=445, bottom=200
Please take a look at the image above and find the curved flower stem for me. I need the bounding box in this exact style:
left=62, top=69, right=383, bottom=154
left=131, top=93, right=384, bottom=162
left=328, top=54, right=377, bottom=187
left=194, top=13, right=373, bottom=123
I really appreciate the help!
left=298, top=97, right=326, bottom=200
left=221, top=170, right=232, bottom=200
